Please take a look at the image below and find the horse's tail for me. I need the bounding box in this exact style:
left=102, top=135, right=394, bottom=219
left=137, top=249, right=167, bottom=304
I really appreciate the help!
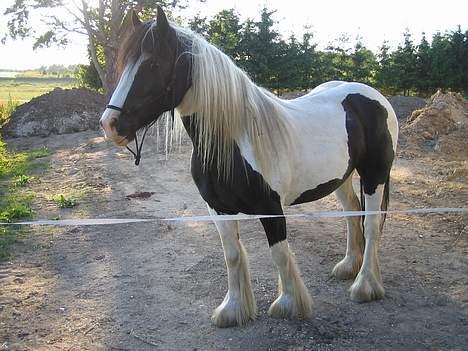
left=359, top=176, right=390, bottom=234
left=380, top=175, right=390, bottom=233
left=359, top=180, right=365, bottom=233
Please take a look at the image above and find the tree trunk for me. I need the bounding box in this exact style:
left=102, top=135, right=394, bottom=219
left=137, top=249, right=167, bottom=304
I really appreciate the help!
left=102, top=53, right=117, bottom=101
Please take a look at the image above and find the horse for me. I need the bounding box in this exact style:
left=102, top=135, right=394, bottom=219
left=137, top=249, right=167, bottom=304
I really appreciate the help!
left=99, top=7, right=398, bottom=328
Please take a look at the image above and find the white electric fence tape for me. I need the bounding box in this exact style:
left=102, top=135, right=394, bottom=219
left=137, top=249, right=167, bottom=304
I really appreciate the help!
left=0, top=207, right=466, bottom=226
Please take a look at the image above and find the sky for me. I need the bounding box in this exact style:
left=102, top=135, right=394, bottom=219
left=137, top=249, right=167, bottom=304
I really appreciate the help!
left=0, top=0, right=467, bottom=70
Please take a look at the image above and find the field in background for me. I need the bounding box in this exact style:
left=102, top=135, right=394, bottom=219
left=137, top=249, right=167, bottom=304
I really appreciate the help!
left=0, top=71, right=76, bottom=105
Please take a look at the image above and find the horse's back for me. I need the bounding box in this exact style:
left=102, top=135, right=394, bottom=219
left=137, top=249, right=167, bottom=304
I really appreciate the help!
left=291, top=81, right=398, bottom=150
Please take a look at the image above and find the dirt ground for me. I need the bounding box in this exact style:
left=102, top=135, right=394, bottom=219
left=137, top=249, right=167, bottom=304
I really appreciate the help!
left=1, top=113, right=467, bottom=350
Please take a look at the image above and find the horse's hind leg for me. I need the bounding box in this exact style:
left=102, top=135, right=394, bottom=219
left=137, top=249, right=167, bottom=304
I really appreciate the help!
left=208, top=207, right=256, bottom=327
left=261, top=217, right=312, bottom=320
left=349, top=184, right=385, bottom=302
left=332, top=174, right=364, bottom=280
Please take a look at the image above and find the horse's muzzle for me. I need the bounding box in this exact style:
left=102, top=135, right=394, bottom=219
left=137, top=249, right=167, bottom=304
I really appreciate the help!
left=100, top=108, right=129, bottom=146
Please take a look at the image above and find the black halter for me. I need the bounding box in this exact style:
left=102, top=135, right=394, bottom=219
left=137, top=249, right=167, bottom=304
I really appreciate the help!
left=106, top=37, right=178, bottom=166
left=105, top=99, right=174, bottom=166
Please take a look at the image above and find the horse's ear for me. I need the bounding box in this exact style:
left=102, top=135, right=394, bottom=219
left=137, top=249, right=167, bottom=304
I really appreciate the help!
left=131, top=10, right=142, bottom=29
left=156, top=5, right=169, bottom=37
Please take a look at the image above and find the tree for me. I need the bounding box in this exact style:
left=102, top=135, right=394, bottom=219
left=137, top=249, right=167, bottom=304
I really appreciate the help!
left=429, top=32, right=452, bottom=92
left=242, top=8, right=285, bottom=91
left=415, top=33, right=432, bottom=95
left=2, top=0, right=194, bottom=98
left=375, top=41, right=396, bottom=93
left=188, top=13, right=209, bottom=38
left=349, top=41, right=377, bottom=85
left=446, top=26, right=467, bottom=93
left=324, top=34, right=353, bottom=81
left=299, top=31, right=319, bottom=90
left=207, top=9, right=242, bottom=60
left=392, top=30, right=418, bottom=95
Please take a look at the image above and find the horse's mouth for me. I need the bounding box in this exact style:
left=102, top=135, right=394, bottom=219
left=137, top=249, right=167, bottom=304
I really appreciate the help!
left=102, top=130, right=130, bottom=146
left=115, top=136, right=130, bottom=146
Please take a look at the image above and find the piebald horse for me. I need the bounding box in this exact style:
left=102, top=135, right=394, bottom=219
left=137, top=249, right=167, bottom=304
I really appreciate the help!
left=100, top=7, right=398, bottom=327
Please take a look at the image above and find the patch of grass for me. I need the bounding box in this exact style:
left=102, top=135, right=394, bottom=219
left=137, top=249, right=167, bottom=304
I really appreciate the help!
left=0, top=77, right=76, bottom=105
left=0, top=95, right=19, bottom=127
left=0, top=193, right=33, bottom=222
left=14, top=174, right=32, bottom=187
left=0, top=144, right=49, bottom=178
left=0, top=135, right=50, bottom=261
left=54, top=194, right=77, bottom=209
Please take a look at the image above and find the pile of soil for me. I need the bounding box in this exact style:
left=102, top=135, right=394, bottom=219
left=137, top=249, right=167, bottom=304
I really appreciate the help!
left=399, top=91, right=468, bottom=158
left=1, top=87, right=104, bottom=138
left=386, top=95, right=427, bottom=120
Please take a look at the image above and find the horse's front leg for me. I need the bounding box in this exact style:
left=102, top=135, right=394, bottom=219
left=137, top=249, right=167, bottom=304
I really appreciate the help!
left=261, top=217, right=312, bottom=320
left=208, top=207, right=256, bottom=327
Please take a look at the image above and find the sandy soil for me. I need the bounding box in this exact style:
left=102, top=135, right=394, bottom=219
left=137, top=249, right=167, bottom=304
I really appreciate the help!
left=0, top=129, right=467, bottom=351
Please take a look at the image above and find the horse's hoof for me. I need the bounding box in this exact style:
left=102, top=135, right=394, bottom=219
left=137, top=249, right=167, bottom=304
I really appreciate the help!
left=211, top=297, right=254, bottom=328
left=268, top=293, right=312, bottom=320
left=349, top=272, right=385, bottom=302
left=332, top=255, right=362, bottom=280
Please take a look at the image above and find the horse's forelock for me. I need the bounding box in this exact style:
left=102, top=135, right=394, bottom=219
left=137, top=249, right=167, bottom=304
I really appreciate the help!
left=116, top=21, right=154, bottom=78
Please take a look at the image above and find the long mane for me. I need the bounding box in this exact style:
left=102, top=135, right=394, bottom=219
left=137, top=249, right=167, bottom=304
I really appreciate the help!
left=119, top=22, right=296, bottom=180
left=176, top=27, right=296, bottom=180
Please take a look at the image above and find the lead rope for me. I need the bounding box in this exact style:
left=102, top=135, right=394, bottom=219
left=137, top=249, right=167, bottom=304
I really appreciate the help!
left=125, top=120, right=157, bottom=166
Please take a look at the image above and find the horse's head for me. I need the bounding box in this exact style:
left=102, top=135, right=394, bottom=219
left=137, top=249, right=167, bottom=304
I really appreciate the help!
left=100, top=7, right=191, bottom=146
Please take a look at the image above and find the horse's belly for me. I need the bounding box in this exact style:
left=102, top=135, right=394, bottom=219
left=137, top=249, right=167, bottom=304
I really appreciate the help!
left=238, top=112, right=351, bottom=207
left=283, top=140, right=350, bottom=205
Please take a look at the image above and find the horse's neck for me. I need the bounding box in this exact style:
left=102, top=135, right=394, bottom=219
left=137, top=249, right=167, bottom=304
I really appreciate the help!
left=181, top=114, right=235, bottom=150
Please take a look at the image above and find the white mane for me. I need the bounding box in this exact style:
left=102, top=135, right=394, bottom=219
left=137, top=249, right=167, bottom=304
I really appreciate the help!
left=175, top=27, right=295, bottom=180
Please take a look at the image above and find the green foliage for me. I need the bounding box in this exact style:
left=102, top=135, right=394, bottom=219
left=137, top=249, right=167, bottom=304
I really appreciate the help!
left=75, top=63, right=103, bottom=92
left=208, top=9, right=242, bottom=59
left=0, top=144, right=44, bottom=221
left=0, top=95, right=19, bottom=128
left=0, top=145, right=49, bottom=179
left=54, top=194, right=77, bottom=209
left=0, top=124, right=49, bottom=260
left=0, top=200, right=33, bottom=222
left=14, top=174, right=32, bottom=187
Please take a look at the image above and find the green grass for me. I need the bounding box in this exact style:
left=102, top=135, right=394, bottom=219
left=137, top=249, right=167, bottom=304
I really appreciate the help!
left=0, top=95, right=19, bottom=128
left=0, top=138, right=50, bottom=261
left=0, top=77, right=76, bottom=105
left=53, top=194, right=77, bottom=209
left=14, top=174, right=32, bottom=187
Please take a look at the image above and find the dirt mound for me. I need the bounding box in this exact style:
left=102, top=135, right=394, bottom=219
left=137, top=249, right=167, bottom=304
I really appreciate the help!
left=1, top=87, right=105, bottom=138
left=386, top=95, right=427, bottom=120
left=400, top=91, right=468, bottom=158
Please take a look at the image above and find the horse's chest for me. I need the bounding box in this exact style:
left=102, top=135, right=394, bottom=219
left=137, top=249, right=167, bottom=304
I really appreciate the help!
left=190, top=145, right=281, bottom=215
